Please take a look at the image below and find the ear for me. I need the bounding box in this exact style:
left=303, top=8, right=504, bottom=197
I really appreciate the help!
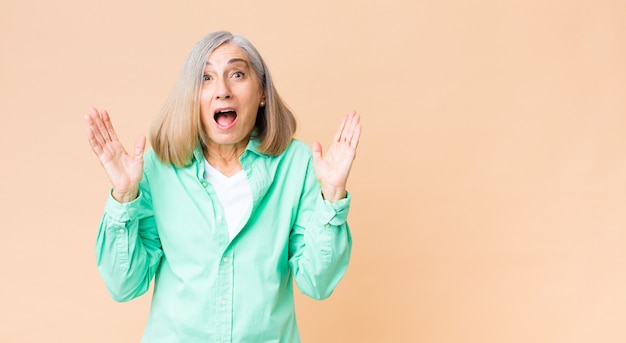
left=260, top=94, right=266, bottom=107
left=259, top=93, right=267, bottom=108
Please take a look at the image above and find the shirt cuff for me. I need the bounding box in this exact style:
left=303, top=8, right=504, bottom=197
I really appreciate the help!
left=104, top=189, right=142, bottom=222
left=316, top=192, right=351, bottom=227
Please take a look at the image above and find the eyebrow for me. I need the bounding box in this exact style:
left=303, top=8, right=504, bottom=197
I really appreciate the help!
left=205, top=58, right=250, bottom=67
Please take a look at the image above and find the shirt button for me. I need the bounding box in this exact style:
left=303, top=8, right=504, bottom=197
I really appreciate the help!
left=223, top=257, right=229, bottom=263
left=201, top=181, right=208, bottom=187
left=325, top=224, right=331, bottom=228
left=118, top=229, right=125, bottom=234
left=216, top=215, right=223, bottom=221
left=221, top=300, right=227, bottom=305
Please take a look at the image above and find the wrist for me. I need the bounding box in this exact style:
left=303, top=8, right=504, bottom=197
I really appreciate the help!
left=112, top=188, right=139, bottom=203
left=321, top=187, right=347, bottom=203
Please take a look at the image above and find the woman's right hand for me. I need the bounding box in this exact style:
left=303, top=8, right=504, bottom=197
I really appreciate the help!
left=85, top=107, right=146, bottom=203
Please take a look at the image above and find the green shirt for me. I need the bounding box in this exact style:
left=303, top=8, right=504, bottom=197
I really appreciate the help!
left=95, top=139, right=352, bottom=342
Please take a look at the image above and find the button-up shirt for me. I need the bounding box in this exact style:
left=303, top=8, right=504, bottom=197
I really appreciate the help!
left=95, top=139, right=352, bottom=342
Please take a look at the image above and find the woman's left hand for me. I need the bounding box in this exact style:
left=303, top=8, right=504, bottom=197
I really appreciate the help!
left=312, top=111, right=362, bottom=203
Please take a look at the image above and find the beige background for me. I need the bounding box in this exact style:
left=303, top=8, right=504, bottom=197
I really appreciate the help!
left=1, top=0, right=625, bottom=342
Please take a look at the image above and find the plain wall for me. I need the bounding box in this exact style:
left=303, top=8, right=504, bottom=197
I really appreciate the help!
left=1, top=0, right=625, bottom=342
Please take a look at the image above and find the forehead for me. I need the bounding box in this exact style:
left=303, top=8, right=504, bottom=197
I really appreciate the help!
left=205, top=42, right=250, bottom=67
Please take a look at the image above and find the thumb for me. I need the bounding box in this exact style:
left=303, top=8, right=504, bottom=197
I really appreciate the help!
left=311, top=141, right=322, bottom=160
left=134, top=135, right=146, bottom=159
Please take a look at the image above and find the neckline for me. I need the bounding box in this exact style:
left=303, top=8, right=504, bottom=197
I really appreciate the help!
left=204, top=159, right=246, bottom=182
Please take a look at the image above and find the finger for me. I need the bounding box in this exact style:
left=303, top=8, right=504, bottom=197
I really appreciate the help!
left=332, top=114, right=348, bottom=142
left=340, top=111, right=359, bottom=143
left=86, top=126, right=104, bottom=156
left=102, top=109, right=120, bottom=142
left=85, top=112, right=107, bottom=147
left=92, top=108, right=112, bottom=143
left=344, top=111, right=359, bottom=138
left=134, top=136, right=146, bottom=159
left=87, top=107, right=109, bottom=143
left=85, top=108, right=100, bottom=130
left=311, top=141, right=323, bottom=160
left=87, top=106, right=100, bottom=119
left=87, top=107, right=105, bottom=129
left=349, top=122, right=361, bottom=149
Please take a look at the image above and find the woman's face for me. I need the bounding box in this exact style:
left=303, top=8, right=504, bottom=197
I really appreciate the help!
left=199, top=42, right=265, bottom=150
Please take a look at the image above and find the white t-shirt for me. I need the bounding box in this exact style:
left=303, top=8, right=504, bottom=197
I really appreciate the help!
left=203, top=160, right=253, bottom=240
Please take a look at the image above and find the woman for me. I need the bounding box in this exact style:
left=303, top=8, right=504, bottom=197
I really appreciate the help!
left=85, top=31, right=361, bottom=342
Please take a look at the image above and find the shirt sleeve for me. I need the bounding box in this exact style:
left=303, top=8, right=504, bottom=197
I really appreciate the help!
left=288, top=157, right=353, bottom=300
left=94, top=171, right=163, bottom=302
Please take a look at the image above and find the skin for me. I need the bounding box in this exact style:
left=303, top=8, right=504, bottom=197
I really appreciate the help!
left=199, top=43, right=265, bottom=177
left=85, top=108, right=145, bottom=204
left=85, top=43, right=361, bottom=204
left=312, top=110, right=361, bottom=202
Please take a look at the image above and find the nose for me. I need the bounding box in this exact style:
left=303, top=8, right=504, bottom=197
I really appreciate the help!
left=214, top=77, right=231, bottom=100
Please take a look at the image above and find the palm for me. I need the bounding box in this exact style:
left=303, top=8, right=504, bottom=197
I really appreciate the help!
left=312, top=111, right=361, bottom=202
left=98, top=139, right=144, bottom=194
left=85, top=107, right=145, bottom=201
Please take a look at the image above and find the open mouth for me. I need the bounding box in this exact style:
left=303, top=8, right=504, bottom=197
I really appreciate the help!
left=214, top=108, right=238, bottom=129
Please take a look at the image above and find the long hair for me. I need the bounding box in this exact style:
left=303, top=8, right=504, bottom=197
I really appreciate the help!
left=150, top=31, right=296, bottom=167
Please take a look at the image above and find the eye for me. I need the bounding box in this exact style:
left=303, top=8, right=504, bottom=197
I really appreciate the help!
left=202, top=74, right=212, bottom=81
left=232, top=71, right=244, bottom=78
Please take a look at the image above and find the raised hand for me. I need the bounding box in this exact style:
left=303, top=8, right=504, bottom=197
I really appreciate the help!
left=312, top=111, right=362, bottom=203
left=85, top=107, right=146, bottom=203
